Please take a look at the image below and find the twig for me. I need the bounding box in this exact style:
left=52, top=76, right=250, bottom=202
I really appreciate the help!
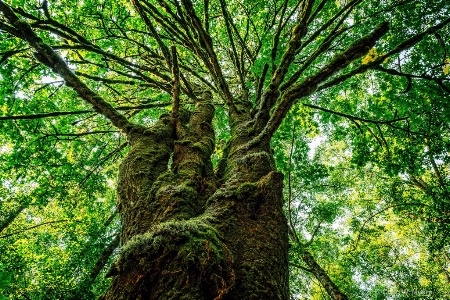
left=0, top=219, right=78, bottom=239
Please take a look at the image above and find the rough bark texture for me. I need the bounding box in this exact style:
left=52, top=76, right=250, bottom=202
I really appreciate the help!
left=101, top=98, right=289, bottom=300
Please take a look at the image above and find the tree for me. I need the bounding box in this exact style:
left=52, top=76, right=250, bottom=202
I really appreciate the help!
left=0, top=0, right=449, bottom=299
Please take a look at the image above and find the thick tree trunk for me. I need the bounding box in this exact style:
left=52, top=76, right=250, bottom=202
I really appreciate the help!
left=101, top=101, right=289, bottom=299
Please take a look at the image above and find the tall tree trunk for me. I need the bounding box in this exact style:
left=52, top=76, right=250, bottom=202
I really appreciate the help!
left=101, top=100, right=289, bottom=299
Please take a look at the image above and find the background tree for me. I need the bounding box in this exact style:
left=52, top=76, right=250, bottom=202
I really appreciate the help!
left=0, top=0, right=449, bottom=299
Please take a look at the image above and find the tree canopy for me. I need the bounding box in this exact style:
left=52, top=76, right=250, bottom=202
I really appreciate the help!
left=0, top=0, right=449, bottom=299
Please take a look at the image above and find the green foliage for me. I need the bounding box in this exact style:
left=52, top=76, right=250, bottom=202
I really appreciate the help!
left=1, top=0, right=449, bottom=299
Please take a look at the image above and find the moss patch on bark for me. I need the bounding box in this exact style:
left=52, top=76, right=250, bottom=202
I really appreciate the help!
left=104, top=217, right=234, bottom=300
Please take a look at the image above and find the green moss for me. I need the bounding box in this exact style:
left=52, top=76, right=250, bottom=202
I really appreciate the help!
left=236, top=151, right=271, bottom=166
left=174, top=139, right=193, bottom=145
left=115, top=216, right=227, bottom=270
left=192, top=137, right=214, bottom=153
left=154, top=171, right=175, bottom=182
left=107, top=215, right=234, bottom=299
left=155, top=183, right=196, bottom=200
left=236, top=181, right=258, bottom=197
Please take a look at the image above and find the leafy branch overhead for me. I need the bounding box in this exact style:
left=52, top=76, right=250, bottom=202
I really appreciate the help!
left=1, top=0, right=448, bottom=139
left=1, top=0, right=449, bottom=299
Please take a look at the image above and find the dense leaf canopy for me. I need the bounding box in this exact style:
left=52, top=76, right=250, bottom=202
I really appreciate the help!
left=0, top=0, right=449, bottom=299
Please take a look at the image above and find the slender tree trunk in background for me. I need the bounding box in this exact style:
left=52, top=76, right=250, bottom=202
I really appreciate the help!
left=102, top=99, right=289, bottom=299
left=0, top=202, right=26, bottom=234
left=89, top=235, right=121, bottom=281
left=302, top=251, right=349, bottom=300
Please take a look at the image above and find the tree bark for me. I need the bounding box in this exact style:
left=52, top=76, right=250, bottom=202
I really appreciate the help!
left=302, top=250, right=348, bottom=300
left=0, top=202, right=26, bottom=234
left=90, top=235, right=121, bottom=281
left=101, top=102, right=289, bottom=299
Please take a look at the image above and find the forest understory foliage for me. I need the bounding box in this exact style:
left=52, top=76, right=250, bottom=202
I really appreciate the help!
left=0, top=0, right=449, bottom=299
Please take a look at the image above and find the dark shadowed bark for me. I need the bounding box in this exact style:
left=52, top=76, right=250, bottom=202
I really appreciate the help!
left=102, top=93, right=290, bottom=299
left=0, top=202, right=26, bottom=234
left=90, top=235, right=120, bottom=282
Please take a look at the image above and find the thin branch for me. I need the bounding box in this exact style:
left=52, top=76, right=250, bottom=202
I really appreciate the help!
left=257, top=22, right=389, bottom=142
left=301, top=250, right=349, bottom=300
left=75, top=72, right=141, bottom=85
left=0, top=48, right=30, bottom=64
left=287, top=122, right=300, bottom=244
left=89, top=234, right=120, bottom=280
left=352, top=202, right=428, bottom=251
left=255, top=63, right=269, bottom=107
left=290, top=262, right=312, bottom=273
left=44, top=130, right=117, bottom=137
left=16, top=4, right=175, bottom=93
left=376, top=123, right=391, bottom=158
left=0, top=202, right=27, bottom=233
left=203, top=0, right=209, bottom=32
left=270, top=0, right=289, bottom=71
left=303, top=103, right=407, bottom=124
left=280, top=15, right=355, bottom=91
left=0, top=110, right=92, bottom=120
left=304, top=222, right=322, bottom=247
left=319, top=15, right=450, bottom=91
left=0, top=1, right=135, bottom=133
left=0, top=219, right=77, bottom=239
left=269, top=0, right=315, bottom=94
left=171, top=45, right=181, bottom=133
left=219, top=0, right=244, bottom=87
left=79, top=142, right=127, bottom=186
left=426, top=147, right=445, bottom=189
left=132, top=0, right=172, bottom=67
left=0, top=102, right=171, bottom=121
left=375, top=66, right=450, bottom=94
left=180, top=0, right=237, bottom=115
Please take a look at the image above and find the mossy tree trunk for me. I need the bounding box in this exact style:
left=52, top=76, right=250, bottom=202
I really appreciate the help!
left=102, top=95, right=289, bottom=299
left=0, top=2, right=400, bottom=298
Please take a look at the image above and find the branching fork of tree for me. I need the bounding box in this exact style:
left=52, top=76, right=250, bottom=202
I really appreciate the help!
left=1, top=0, right=449, bottom=299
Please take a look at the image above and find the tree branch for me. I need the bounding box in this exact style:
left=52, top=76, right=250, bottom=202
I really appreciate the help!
left=171, top=45, right=181, bottom=134
left=89, top=234, right=120, bottom=280
left=0, top=1, right=136, bottom=133
left=0, top=219, right=77, bottom=239
left=0, top=102, right=171, bottom=121
left=0, top=47, right=29, bottom=64
left=290, top=262, right=312, bottom=273
left=303, top=103, right=408, bottom=125
left=352, top=202, right=429, bottom=251
left=180, top=0, right=237, bottom=115
left=301, top=250, right=349, bottom=300
left=219, top=0, right=244, bottom=88
left=287, top=122, right=300, bottom=244
left=44, top=130, right=117, bottom=137
left=0, top=202, right=27, bottom=234
left=0, top=110, right=93, bottom=120
left=132, top=0, right=172, bottom=68
left=262, top=0, right=315, bottom=108
left=318, top=15, right=450, bottom=91
left=258, top=22, right=389, bottom=143
left=374, top=66, right=450, bottom=94
left=79, top=142, right=127, bottom=187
